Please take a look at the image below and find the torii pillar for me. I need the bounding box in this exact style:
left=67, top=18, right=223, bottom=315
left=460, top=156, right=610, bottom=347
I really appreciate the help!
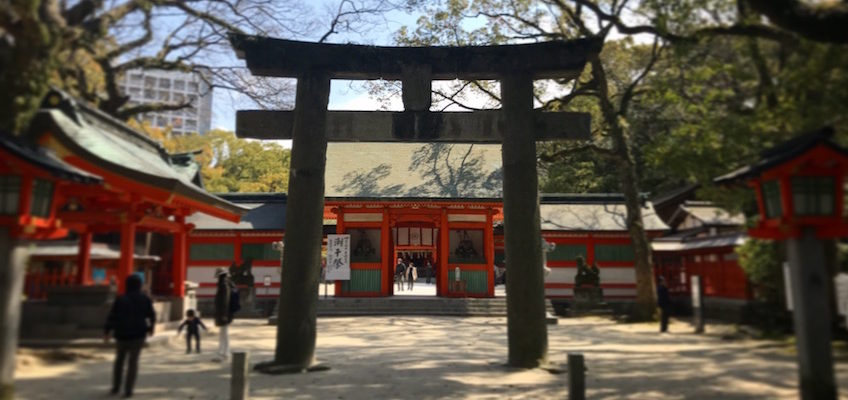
left=230, top=34, right=601, bottom=371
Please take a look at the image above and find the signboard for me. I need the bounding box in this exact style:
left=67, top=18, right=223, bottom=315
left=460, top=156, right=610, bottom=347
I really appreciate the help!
left=326, top=234, right=351, bottom=280
left=783, top=262, right=793, bottom=311
left=690, top=275, right=701, bottom=309
left=835, top=273, right=848, bottom=328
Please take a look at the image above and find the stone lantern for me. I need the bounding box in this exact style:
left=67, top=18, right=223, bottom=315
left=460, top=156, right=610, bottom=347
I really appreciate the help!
left=715, top=127, right=848, bottom=400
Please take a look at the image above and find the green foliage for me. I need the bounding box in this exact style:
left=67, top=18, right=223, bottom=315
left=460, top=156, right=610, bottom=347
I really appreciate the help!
left=130, top=122, right=291, bottom=193
left=736, top=238, right=784, bottom=305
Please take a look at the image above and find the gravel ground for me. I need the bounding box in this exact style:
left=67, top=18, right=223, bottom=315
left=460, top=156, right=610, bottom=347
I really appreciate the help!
left=14, top=316, right=848, bottom=399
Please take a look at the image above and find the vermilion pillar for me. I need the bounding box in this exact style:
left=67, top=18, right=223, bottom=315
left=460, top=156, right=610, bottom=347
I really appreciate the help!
left=439, top=208, right=449, bottom=297
left=381, top=207, right=390, bottom=296
left=76, top=231, right=93, bottom=285
left=117, top=221, right=136, bottom=294
left=172, top=216, right=187, bottom=297
left=485, top=210, right=495, bottom=297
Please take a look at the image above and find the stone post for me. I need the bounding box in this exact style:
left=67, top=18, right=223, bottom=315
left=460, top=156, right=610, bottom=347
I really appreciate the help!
left=231, top=351, right=249, bottom=400
left=787, top=227, right=837, bottom=399
left=501, top=74, right=547, bottom=368
left=269, top=71, right=331, bottom=371
left=567, top=353, right=586, bottom=400
left=0, top=228, right=28, bottom=400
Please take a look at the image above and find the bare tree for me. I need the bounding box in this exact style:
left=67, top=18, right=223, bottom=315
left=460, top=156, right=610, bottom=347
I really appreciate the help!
left=19, top=0, right=409, bottom=123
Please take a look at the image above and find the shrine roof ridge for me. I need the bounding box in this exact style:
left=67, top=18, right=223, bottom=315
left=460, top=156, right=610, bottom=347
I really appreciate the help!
left=229, top=33, right=603, bottom=80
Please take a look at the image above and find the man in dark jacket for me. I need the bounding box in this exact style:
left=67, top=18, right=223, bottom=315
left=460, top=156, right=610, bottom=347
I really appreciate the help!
left=657, top=276, right=672, bottom=333
left=394, top=258, right=406, bottom=292
left=213, top=267, right=234, bottom=362
left=104, top=274, right=155, bottom=398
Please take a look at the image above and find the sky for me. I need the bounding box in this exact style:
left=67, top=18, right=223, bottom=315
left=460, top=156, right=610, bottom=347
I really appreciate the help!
left=210, top=8, right=421, bottom=139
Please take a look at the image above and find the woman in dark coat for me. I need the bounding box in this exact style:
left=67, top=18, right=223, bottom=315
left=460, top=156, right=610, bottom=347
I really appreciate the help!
left=213, top=267, right=234, bottom=361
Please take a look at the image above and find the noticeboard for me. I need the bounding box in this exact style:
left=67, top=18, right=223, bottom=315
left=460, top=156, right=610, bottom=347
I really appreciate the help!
left=326, top=234, right=351, bottom=281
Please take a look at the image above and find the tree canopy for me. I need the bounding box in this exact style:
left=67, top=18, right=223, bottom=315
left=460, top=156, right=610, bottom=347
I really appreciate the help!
left=131, top=122, right=291, bottom=193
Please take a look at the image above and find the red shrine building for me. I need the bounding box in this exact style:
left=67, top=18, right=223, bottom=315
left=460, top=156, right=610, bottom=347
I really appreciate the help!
left=1, top=91, right=245, bottom=337
left=187, top=143, right=670, bottom=307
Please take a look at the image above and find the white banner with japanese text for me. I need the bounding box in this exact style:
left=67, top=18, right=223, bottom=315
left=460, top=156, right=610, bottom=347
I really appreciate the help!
left=326, top=234, right=351, bottom=280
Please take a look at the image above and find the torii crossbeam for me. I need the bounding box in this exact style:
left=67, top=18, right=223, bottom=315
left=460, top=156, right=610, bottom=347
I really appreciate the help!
left=229, top=33, right=602, bottom=372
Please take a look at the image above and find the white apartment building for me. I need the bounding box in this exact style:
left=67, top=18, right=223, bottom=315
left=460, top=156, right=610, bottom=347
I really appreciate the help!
left=118, top=69, right=213, bottom=135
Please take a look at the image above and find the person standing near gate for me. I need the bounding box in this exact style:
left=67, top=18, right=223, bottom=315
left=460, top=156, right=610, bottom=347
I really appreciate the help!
left=104, top=274, right=156, bottom=398
left=213, top=267, right=235, bottom=362
left=395, top=258, right=406, bottom=292
left=657, top=276, right=672, bottom=333
left=407, top=260, right=418, bottom=291
left=425, top=260, right=433, bottom=284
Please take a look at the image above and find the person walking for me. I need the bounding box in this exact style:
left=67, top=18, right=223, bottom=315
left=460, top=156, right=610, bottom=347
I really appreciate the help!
left=177, top=309, right=207, bottom=354
left=104, top=274, right=156, bottom=398
left=395, top=258, right=406, bottom=292
left=213, top=267, right=235, bottom=362
left=407, top=260, right=418, bottom=291
left=657, top=276, right=672, bottom=333
left=425, top=260, right=433, bottom=284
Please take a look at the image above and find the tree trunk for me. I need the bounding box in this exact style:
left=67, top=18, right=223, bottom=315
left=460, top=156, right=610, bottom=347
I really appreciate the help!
left=589, top=55, right=657, bottom=321
left=0, top=0, right=64, bottom=134
left=501, top=74, right=548, bottom=368
left=265, top=71, right=330, bottom=372
left=0, top=228, right=29, bottom=400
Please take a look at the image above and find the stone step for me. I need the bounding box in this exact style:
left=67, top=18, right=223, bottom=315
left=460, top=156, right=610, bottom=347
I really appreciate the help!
left=263, top=298, right=555, bottom=321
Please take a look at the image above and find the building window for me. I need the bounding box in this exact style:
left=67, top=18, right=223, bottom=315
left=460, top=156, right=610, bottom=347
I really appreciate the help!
left=761, top=180, right=783, bottom=219
left=144, top=89, right=155, bottom=100
left=158, top=78, right=171, bottom=89
left=188, top=82, right=199, bottom=92
left=156, top=117, right=167, bottom=127
left=130, top=74, right=143, bottom=83
left=547, top=244, right=587, bottom=262
left=144, top=76, right=156, bottom=88
left=174, top=80, right=185, bottom=90
left=594, top=244, right=635, bottom=262
left=158, top=91, right=170, bottom=101
left=0, top=175, right=21, bottom=215
left=30, top=179, right=53, bottom=218
left=792, top=176, right=834, bottom=216
left=189, top=243, right=234, bottom=261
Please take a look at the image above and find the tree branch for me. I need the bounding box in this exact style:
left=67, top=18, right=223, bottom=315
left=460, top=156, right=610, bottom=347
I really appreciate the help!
left=744, top=0, right=848, bottom=44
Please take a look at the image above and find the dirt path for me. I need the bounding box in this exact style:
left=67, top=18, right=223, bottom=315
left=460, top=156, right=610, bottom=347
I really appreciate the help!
left=14, top=316, right=848, bottom=399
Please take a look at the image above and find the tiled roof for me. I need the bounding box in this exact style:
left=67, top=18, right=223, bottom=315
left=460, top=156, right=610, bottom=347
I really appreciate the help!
left=676, top=201, right=745, bottom=227
left=325, top=142, right=503, bottom=198
left=187, top=193, right=286, bottom=230
left=0, top=135, right=101, bottom=183
left=539, top=199, right=669, bottom=232
left=26, top=90, right=245, bottom=217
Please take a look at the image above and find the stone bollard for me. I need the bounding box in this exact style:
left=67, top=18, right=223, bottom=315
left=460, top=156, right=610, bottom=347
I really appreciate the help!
left=231, top=351, right=249, bottom=400
left=568, top=353, right=586, bottom=400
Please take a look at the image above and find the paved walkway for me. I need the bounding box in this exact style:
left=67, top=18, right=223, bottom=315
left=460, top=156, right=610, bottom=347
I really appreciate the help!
left=15, top=316, right=848, bottom=399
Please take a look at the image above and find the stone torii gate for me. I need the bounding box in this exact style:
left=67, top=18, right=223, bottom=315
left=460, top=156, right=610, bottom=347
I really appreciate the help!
left=229, top=34, right=601, bottom=371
